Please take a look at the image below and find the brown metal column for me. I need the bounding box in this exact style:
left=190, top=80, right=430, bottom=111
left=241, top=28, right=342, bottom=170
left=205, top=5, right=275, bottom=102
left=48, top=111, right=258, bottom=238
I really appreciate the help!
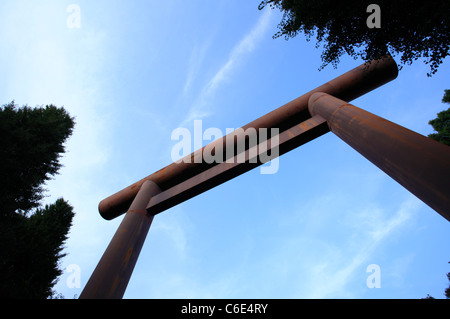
left=79, top=180, right=161, bottom=299
left=308, top=92, right=450, bottom=222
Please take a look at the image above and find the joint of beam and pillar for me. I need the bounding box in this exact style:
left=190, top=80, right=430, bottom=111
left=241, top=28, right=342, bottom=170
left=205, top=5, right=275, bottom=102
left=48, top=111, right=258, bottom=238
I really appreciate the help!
left=79, top=180, right=161, bottom=299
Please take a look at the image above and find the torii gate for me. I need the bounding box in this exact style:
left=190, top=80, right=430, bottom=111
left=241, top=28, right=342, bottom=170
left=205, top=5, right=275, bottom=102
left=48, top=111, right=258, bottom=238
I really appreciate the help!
left=79, top=56, right=450, bottom=299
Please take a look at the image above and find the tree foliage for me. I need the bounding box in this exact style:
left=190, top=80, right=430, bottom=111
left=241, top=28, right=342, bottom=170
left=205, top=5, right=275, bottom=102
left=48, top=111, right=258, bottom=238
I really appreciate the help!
left=423, top=262, right=450, bottom=299
left=428, top=90, right=450, bottom=146
left=0, top=101, right=75, bottom=299
left=0, top=199, right=75, bottom=298
left=446, top=269, right=450, bottom=299
left=0, top=102, right=75, bottom=215
left=259, top=0, right=450, bottom=76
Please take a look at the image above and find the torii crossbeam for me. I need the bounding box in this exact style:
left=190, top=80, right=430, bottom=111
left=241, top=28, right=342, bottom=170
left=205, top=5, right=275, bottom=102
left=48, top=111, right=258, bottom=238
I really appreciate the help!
left=79, top=56, right=450, bottom=299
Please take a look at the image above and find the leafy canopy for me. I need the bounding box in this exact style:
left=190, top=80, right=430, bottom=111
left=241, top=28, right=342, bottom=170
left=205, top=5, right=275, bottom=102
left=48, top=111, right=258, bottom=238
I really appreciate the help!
left=259, top=0, right=450, bottom=76
left=428, top=90, right=450, bottom=146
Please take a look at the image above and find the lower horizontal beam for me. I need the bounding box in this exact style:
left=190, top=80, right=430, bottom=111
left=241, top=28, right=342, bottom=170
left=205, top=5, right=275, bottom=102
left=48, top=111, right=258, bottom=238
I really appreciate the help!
left=146, top=115, right=329, bottom=215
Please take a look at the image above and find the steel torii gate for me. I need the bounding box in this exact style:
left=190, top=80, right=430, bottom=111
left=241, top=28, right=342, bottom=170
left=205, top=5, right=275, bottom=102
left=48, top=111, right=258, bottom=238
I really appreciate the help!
left=79, top=56, right=450, bottom=299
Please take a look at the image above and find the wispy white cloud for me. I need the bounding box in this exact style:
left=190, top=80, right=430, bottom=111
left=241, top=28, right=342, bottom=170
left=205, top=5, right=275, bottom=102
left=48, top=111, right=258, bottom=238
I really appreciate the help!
left=180, top=8, right=273, bottom=126
left=151, top=210, right=191, bottom=261
left=233, top=188, right=421, bottom=298
left=302, top=195, right=420, bottom=298
left=183, top=40, right=212, bottom=95
left=207, top=8, right=273, bottom=93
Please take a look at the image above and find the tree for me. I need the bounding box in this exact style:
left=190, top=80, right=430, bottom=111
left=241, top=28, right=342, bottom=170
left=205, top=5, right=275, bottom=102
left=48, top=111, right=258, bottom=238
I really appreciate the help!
left=445, top=268, right=450, bottom=299
left=428, top=90, right=450, bottom=146
left=258, top=0, right=450, bottom=76
left=0, top=101, right=75, bottom=299
left=423, top=262, right=450, bottom=299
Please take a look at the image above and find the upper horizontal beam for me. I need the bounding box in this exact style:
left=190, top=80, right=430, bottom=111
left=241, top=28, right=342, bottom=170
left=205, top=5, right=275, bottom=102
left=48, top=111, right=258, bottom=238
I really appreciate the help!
left=99, top=56, right=398, bottom=220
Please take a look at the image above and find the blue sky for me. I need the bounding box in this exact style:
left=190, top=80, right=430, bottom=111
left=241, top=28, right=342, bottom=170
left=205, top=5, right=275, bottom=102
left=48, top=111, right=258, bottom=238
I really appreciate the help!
left=1, top=0, right=449, bottom=299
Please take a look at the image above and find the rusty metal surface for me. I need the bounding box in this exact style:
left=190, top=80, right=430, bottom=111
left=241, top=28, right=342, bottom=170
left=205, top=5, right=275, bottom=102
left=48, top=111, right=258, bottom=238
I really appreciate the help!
left=308, top=92, right=450, bottom=222
left=79, top=181, right=162, bottom=299
left=99, top=56, right=398, bottom=221
left=146, top=115, right=329, bottom=215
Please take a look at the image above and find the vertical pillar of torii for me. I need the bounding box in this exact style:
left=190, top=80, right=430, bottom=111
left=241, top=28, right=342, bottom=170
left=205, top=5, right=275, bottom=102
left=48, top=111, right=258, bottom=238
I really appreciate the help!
left=308, top=93, right=450, bottom=221
left=79, top=181, right=161, bottom=299
left=79, top=56, right=449, bottom=299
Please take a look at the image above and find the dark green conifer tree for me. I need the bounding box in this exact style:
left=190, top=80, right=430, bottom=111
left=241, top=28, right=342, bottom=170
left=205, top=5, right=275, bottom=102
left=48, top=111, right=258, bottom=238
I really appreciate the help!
left=0, top=101, right=75, bottom=299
